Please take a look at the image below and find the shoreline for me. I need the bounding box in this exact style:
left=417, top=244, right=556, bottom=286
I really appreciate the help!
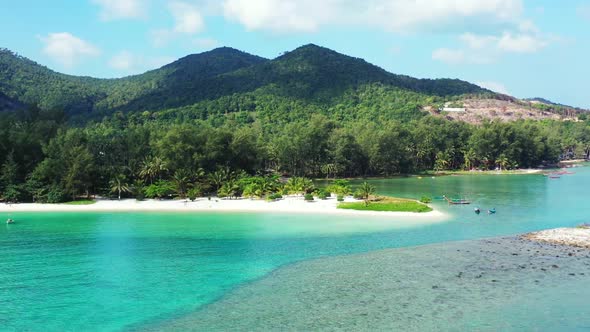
left=0, top=196, right=448, bottom=220
left=145, top=229, right=590, bottom=331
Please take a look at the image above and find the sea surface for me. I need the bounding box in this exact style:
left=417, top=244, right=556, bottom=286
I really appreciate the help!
left=1, top=166, right=589, bottom=331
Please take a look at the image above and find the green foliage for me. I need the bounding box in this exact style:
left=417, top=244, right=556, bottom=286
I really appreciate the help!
left=304, top=193, right=314, bottom=201
left=356, top=182, right=376, bottom=203
left=420, top=196, right=432, bottom=204
left=0, top=47, right=587, bottom=204
left=317, top=190, right=329, bottom=200
left=337, top=195, right=344, bottom=202
left=45, top=186, right=68, bottom=204
left=284, top=177, right=315, bottom=195
left=187, top=186, right=203, bottom=201
left=144, top=180, right=175, bottom=199
left=109, top=174, right=130, bottom=200
left=267, top=193, right=283, bottom=201
left=2, top=184, right=26, bottom=203
left=338, top=200, right=432, bottom=213
left=326, top=179, right=352, bottom=196
left=64, top=200, right=96, bottom=205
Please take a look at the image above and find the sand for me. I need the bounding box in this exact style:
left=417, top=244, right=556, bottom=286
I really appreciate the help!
left=0, top=196, right=447, bottom=220
left=523, top=227, right=590, bottom=248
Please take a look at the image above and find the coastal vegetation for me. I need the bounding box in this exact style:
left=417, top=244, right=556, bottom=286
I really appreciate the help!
left=0, top=45, right=589, bottom=204
left=338, top=197, right=432, bottom=213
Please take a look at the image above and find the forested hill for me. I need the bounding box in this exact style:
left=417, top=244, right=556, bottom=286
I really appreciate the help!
left=0, top=91, right=22, bottom=111
left=0, top=47, right=266, bottom=115
left=0, top=44, right=491, bottom=118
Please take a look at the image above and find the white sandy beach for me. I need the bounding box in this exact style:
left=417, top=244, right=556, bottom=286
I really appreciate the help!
left=523, top=228, right=590, bottom=248
left=0, top=196, right=448, bottom=220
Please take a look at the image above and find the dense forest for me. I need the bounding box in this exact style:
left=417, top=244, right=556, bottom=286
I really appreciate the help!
left=0, top=105, right=588, bottom=203
left=0, top=44, right=588, bottom=203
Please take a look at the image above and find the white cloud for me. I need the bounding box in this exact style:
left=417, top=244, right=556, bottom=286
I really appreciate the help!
left=150, top=1, right=205, bottom=47
left=476, top=81, right=509, bottom=95
left=109, top=50, right=174, bottom=73
left=169, top=1, right=205, bottom=34
left=150, top=28, right=176, bottom=47
left=92, top=0, right=147, bottom=20
left=193, top=37, right=220, bottom=50
left=433, top=25, right=550, bottom=65
left=577, top=4, right=590, bottom=20
left=363, top=0, right=523, bottom=33
left=40, top=32, right=100, bottom=68
left=109, top=51, right=135, bottom=70
left=432, top=48, right=466, bottom=64
left=223, top=0, right=336, bottom=32
left=222, top=0, right=523, bottom=33
left=497, top=32, right=547, bottom=53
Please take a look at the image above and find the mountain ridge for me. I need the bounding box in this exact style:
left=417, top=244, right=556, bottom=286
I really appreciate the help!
left=1, top=44, right=582, bottom=122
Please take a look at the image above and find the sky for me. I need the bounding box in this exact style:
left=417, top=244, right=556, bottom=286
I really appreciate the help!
left=1, top=0, right=589, bottom=108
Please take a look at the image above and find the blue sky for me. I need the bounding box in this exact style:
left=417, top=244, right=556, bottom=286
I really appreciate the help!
left=1, top=0, right=589, bottom=107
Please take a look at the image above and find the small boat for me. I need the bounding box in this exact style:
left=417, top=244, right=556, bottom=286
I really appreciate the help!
left=6, top=219, right=14, bottom=224
left=443, top=195, right=471, bottom=205
left=474, top=207, right=481, bottom=214
left=488, top=208, right=496, bottom=215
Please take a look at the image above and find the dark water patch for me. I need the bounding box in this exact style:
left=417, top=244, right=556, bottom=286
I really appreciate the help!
left=146, top=237, right=590, bottom=331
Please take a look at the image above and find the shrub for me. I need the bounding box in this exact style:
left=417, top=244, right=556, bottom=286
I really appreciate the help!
left=2, top=184, right=25, bottom=203
left=304, top=193, right=314, bottom=201
left=353, top=190, right=364, bottom=200
left=268, top=193, right=283, bottom=200
left=46, top=186, right=67, bottom=204
left=145, top=180, right=175, bottom=199
left=420, top=196, right=432, bottom=204
left=187, top=187, right=203, bottom=201
left=318, top=190, right=328, bottom=200
left=337, top=195, right=344, bottom=202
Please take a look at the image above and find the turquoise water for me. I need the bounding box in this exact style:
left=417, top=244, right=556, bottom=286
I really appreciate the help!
left=1, top=166, right=589, bottom=331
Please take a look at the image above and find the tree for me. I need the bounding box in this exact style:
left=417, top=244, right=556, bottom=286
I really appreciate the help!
left=109, top=174, right=130, bottom=200
left=172, top=169, right=191, bottom=199
left=356, top=182, right=376, bottom=206
left=496, top=154, right=510, bottom=171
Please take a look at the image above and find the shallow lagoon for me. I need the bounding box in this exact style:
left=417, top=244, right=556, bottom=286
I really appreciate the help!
left=1, top=166, right=589, bottom=331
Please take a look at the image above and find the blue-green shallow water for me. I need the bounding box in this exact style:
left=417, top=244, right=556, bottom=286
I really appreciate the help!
left=1, top=166, right=589, bottom=331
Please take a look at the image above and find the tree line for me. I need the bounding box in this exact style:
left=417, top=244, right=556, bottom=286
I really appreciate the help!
left=0, top=106, right=588, bottom=203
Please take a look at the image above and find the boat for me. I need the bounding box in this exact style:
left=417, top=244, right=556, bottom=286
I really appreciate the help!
left=474, top=207, right=481, bottom=214
left=488, top=208, right=496, bottom=215
left=6, top=219, right=14, bottom=224
left=442, top=195, right=471, bottom=205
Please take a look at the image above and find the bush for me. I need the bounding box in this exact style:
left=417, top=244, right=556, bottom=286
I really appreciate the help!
left=353, top=190, right=364, bottom=200
left=337, top=195, right=344, bottom=202
left=318, top=190, right=328, bottom=200
left=420, top=196, right=432, bottom=204
left=304, top=193, right=314, bottom=201
left=46, top=186, right=68, bottom=204
left=2, top=184, right=27, bottom=203
left=268, top=193, right=283, bottom=200
left=187, top=187, right=203, bottom=201
left=145, top=180, right=175, bottom=199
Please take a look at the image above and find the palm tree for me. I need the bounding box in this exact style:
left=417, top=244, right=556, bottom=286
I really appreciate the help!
left=357, top=182, right=376, bottom=206
left=321, top=163, right=337, bottom=179
left=109, top=174, right=131, bottom=200
left=139, top=157, right=168, bottom=184
left=496, top=155, right=510, bottom=171
left=208, top=170, right=226, bottom=192
left=463, top=149, right=477, bottom=170
left=172, top=169, right=191, bottom=198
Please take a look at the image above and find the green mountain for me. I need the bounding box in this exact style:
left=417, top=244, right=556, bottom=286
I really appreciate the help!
left=0, top=47, right=266, bottom=115
left=0, top=45, right=493, bottom=119
left=0, top=91, right=22, bottom=111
